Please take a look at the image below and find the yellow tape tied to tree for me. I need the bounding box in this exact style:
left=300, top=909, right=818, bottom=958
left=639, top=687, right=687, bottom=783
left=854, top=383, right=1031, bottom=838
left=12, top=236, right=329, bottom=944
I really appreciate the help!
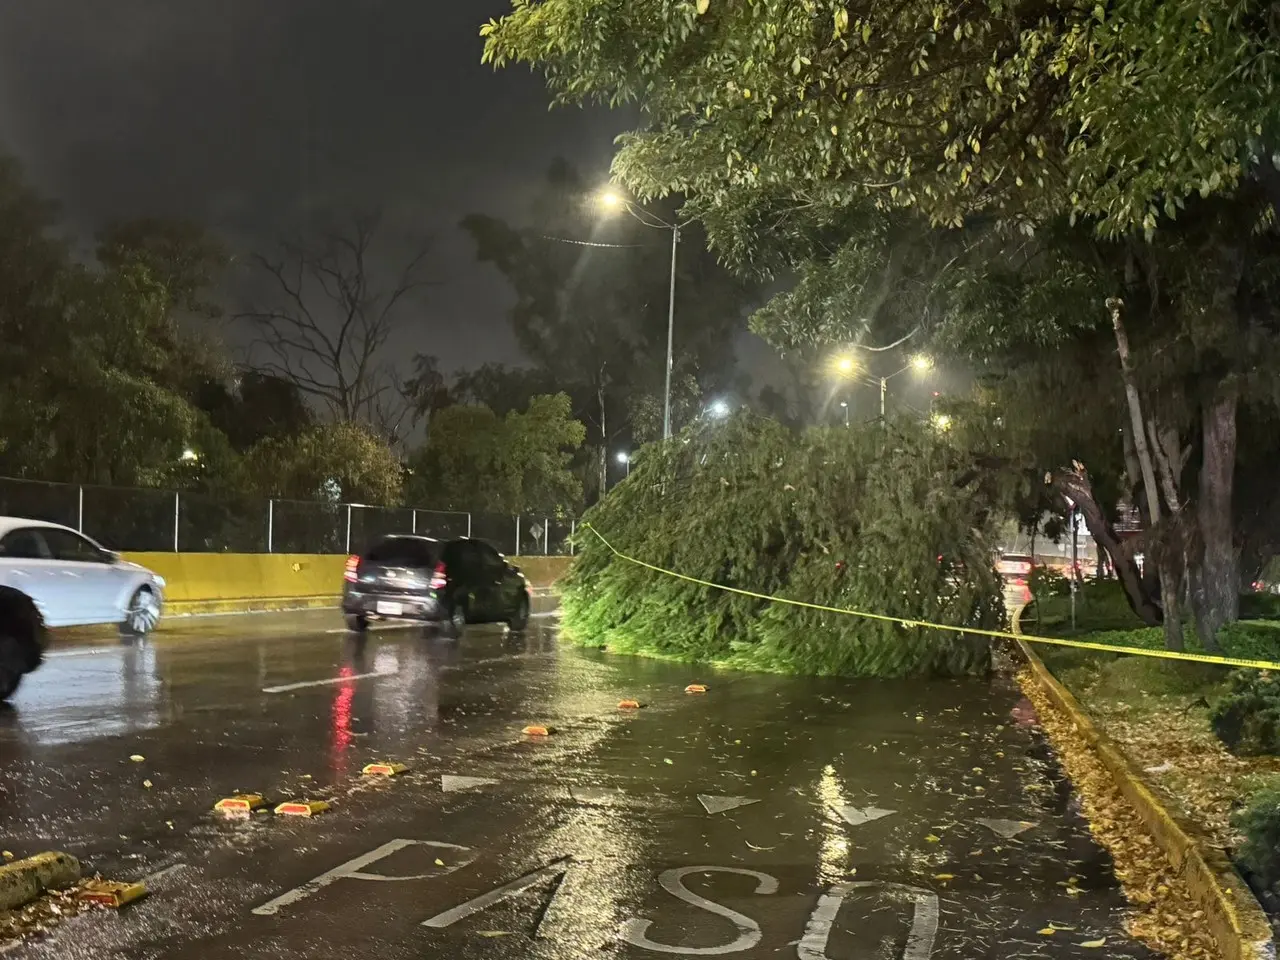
left=582, top=524, right=1280, bottom=673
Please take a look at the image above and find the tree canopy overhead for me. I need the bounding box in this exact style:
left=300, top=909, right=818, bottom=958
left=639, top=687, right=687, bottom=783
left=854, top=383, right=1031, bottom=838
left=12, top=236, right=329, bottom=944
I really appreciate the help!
left=483, top=0, right=1280, bottom=238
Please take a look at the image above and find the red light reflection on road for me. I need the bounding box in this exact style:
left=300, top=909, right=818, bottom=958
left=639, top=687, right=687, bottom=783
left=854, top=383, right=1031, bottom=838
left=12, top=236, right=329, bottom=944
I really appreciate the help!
left=330, top=666, right=355, bottom=776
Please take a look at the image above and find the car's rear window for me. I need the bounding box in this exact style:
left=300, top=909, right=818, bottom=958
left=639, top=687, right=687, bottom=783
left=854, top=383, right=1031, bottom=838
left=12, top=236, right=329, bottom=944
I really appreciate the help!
left=363, top=537, right=441, bottom=568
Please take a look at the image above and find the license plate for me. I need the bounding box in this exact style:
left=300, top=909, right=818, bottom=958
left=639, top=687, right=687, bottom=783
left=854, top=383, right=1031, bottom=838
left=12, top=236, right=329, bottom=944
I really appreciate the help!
left=375, top=601, right=403, bottom=616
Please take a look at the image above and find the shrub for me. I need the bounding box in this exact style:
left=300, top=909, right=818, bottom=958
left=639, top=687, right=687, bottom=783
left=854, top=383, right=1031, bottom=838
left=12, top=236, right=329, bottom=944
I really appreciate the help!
left=1029, top=566, right=1070, bottom=599
left=1232, top=783, right=1280, bottom=891
left=1210, top=672, right=1280, bottom=755
left=1240, top=592, right=1280, bottom=622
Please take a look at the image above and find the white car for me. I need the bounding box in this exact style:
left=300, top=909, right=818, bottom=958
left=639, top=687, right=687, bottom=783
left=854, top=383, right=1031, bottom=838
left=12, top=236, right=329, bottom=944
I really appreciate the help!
left=0, top=518, right=165, bottom=636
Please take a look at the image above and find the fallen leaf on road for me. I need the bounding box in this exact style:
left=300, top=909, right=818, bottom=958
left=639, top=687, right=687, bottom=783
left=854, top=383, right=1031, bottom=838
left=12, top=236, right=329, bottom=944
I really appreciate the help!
left=129, top=755, right=145, bottom=763
left=933, top=873, right=955, bottom=881
left=1038, top=927, right=1056, bottom=936
left=142, top=780, right=153, bottom=789
left=1081, top=939, right=1106, bottom=948
left=925, top=834, right=940, bottom=843
left=745, top=841, right=776, bottom=851
left=663, top=758, right=673, bottom=765
left=477, top=931, right=512, bottom=938
left=434, top=859, right=445, bottom=866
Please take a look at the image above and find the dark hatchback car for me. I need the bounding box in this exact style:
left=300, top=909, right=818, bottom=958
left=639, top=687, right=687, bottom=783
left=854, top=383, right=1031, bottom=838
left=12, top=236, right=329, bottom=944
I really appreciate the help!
left=342, top=535, right=531, bottom=634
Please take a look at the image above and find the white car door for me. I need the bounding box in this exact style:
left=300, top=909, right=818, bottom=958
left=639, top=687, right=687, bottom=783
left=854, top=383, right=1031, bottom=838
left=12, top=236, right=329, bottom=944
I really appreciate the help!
left=40, top=528, right=122, bottom=624
left=0, top=527, right=65, bottom=624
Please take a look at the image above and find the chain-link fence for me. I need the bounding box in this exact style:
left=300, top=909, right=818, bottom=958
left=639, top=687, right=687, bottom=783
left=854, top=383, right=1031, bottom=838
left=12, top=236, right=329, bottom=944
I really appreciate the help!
left=0, top=476, right=578, bottom=557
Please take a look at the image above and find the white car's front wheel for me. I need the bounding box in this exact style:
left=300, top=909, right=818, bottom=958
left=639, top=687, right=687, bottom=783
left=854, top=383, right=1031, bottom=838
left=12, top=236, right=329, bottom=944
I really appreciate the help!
left=120, top=586, right=161, bottom=638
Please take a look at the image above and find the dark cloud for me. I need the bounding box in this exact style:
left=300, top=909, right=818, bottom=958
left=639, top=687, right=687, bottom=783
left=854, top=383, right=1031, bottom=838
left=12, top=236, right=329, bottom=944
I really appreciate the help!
left=0, top=1, right=624, bottom=370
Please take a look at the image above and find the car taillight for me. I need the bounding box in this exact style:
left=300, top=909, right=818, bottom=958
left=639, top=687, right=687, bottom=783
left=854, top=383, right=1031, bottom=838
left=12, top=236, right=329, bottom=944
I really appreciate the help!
left=430, top=562, right=447, bottom=590
left=344, top=555, right=360, bottom=583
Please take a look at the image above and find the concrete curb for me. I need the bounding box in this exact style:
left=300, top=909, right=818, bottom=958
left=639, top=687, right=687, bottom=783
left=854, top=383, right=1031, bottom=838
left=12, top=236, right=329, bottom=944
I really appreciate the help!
left=0, top=852, right=81, bottom=912
left=1010, top=605, right=1275, bottom=960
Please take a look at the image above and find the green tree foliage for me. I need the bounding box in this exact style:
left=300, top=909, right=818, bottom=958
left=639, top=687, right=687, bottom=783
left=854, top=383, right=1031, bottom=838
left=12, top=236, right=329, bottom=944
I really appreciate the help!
left=245, top=421, right=403, bottom=506
left=482, top=0, right=1277, bottom=236
left=407, top=393, right=586, bottom=514
left=1211, top=671, right=1280, bottom=756
left=461, top=159, right=752, bottom=498
left=0, top=159, right=232, bottom=488
left=482, top=1, right=1280, bottom=648
left=195, top=371, right=316, bottom=454
left=562, top=412, right=1002, bottom=677
left=451, top=363, right=557, bottom=417
left=1232, top=783, right=1280, bottom=894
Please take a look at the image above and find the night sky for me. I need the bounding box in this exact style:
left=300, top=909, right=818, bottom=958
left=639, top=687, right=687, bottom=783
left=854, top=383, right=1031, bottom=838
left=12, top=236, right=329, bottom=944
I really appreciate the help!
left=0, top=1, right=626, bottom=372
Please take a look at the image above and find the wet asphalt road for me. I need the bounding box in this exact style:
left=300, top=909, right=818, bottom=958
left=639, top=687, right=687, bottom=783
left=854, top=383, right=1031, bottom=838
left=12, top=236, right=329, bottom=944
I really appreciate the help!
left=0, top=603, right=1157, bottom=960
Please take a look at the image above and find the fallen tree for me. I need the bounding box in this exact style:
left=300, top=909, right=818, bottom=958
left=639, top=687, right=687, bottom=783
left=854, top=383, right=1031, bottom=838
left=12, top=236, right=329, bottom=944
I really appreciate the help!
left=562, top=413, right=1004, bottom=678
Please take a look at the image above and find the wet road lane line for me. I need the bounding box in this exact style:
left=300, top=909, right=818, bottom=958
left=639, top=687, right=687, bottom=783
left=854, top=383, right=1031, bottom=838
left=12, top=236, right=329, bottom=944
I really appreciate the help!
left=262, top=669, right=398, bottom=693
left=46, top=647, right=121, bottom=660
left=323, top=623, right=421, bottom=635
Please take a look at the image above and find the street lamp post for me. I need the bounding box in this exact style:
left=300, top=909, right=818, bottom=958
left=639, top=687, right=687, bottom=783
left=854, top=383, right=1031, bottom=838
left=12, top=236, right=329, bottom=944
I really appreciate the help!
left=839, top=400, right=849, bottom=426
left=829, top=352, right=933, bottom=428
left=600, top=190, right=682, bottom=440
left=616, top=451, right=631, bottom=477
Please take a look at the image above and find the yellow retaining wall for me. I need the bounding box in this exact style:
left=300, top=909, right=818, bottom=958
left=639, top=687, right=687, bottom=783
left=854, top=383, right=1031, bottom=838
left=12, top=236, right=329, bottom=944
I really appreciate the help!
left=123, top=553, right=573, bottom=615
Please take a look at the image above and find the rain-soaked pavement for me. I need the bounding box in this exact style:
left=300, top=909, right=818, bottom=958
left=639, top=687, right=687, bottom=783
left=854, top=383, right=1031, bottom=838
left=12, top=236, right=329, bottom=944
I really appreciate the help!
left=0, top=600, right=1159, bottom=959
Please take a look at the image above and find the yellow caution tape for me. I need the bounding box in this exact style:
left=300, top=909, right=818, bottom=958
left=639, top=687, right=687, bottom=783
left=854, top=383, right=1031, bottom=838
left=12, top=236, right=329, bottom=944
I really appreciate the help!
left=583, top=524, right=1280, bottom=673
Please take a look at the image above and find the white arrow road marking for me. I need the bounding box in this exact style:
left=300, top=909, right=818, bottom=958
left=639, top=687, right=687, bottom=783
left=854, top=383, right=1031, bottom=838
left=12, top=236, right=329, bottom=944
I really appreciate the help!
left=441, top=775, right=498, bottom=792
left=831, top=806, right=896, bottom=827
left=698, top=795, right=760, bottom=815
left=975, top=818, right=1037, bottom=839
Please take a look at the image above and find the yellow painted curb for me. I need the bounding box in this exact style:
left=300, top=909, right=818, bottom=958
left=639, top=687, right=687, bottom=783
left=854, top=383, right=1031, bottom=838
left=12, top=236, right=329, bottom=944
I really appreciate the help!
left=0, top=851, right=81, bottom=911
left=1011, top=604, right=1275, bottom=960
left=79, top=879, right=147, bottom=908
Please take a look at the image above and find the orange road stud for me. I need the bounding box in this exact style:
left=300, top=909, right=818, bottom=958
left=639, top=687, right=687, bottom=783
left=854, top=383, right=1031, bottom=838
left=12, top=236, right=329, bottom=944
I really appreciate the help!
left=274, top=800, right=331, bottom=817
left=685, top=684, right=709, bottom=694
left=617, top=699, right=644, bottom=709
left=522, top=725, right=554, bottom=737
left=362, top=762, right=408, bottom=777
left=80, top=880, right=148, bottom=908
left=213, top=794, right=265, bottom=814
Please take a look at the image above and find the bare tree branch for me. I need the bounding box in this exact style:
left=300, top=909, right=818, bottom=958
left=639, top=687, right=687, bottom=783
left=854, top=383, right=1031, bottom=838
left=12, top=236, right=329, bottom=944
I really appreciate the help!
left=239, top=212, right=438, bottom=428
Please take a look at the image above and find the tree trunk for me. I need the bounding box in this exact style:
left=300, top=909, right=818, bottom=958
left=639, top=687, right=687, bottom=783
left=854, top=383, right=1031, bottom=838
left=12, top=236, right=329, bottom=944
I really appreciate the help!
left=1191, top=381, right=1240, bottom=650
left=597, top=374, right=608, bottom=500
left=1050, top=469, right=1161, bottom=626
left=1109, top=298, right=1183, bottom=650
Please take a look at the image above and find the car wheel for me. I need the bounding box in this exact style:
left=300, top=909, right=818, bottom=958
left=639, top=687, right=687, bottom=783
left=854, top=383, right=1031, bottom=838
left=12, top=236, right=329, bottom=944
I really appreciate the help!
left=120, top=586, right=161, bottom=638
left=508, top=593, right=530, bottom=631
left=0, top=591, right=42, bottom=700
left=447, top=601, right=467, bottom=638
left=345, top=613, right=368, bottom=633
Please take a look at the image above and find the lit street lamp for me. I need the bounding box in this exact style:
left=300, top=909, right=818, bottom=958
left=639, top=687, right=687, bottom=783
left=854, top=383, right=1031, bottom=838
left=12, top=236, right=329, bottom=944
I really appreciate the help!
left=829, top=350, right=935, bottom=424
left=598, top=188, right=685, bottom=440
left=839, top=400, right=849, bottom=427
left=616, top=450, right=631, bottom=477
left=708, top=399, right=731, bottom=419
left=180, top=448, right=199, bottom=462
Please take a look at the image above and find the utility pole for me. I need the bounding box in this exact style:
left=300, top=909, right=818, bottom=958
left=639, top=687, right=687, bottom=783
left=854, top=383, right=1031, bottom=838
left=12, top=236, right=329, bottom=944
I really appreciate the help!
left=663, top=224, right=678, bottom=440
